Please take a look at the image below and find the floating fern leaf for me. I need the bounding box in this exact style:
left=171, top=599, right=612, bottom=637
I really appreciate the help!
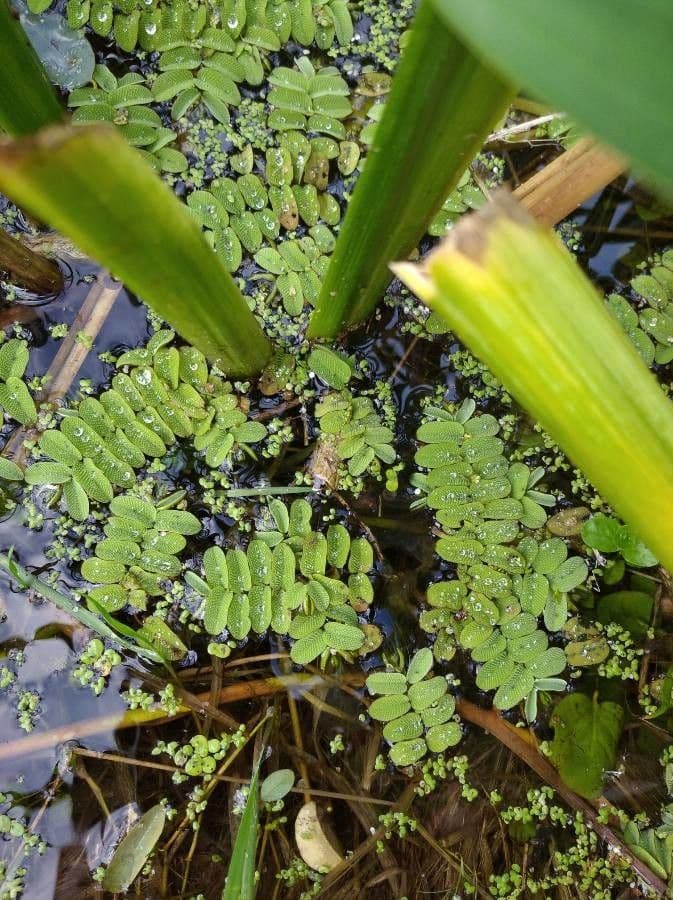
left=110, top=495, right=156, bottom=526
left=421, top=694, right=456, bottom=727
left=25, top=462, right=72, bottom=485
left=290, top=629, right=328, bottom=665
left=204, top=586, right=233, bottom=635
left=0, top=339, right=29, bottom=380
left=62, top=477, right=89, bottom=521
left=408, top=676, right=448, bottom=711
left=227, top=593, right=251, bottom=640
left=383, top=712, right=424, bottom=744
left=493, top=665, right=535, bottom=711
left=425, top=722, right=462, bottom=753
left=154, top=509, right=200, bottom=535
left=326, top=523, right=350, bottom=568
left=323, top=621, right=364, bottom=652
left=406, top=648, right=433, bottom=685
left=82, top=557, right=126, bottom=584
left=369, top=694, right=411, bottom=722
left=529, top=647, right=567, bottom=678
left=249, top=584, right=272, bottom=633
left=388, top=738, right=427, bottom=767
left=95, top=539, right=141, bottom=565
left=0, top=458, right=23, bottom=482
left=308, top=346, right=352, bottom=389
left=366, top=672, right=407, bottom=696
left=0, top=377, right=37, bottom=425
left=72, top=459, right=113, bottom=503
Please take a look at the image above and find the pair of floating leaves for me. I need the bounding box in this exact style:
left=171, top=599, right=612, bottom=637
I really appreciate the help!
left=0, top=338, right=37, bottom=425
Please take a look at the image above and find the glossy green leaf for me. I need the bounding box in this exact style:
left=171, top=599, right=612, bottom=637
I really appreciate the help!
left=548, top=693, right=624, bottom=799
left=0, top=0, right=63, bottom=136
left=260, top=768, right=295, bottom=803
left=0, top=125, right=271, bottom=376
left=103, top=804, right=165, bottom=893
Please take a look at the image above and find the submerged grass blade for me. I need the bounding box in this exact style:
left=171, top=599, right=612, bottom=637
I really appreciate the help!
left=394, top=194, right=673, bottom=572
left=0, top=125, right=271, bottom=375
left=430, top=0, right=673, bottom=197
left=307, top=0, right=513, bottom=338
left=0, top=0, right=63, bottom=136
left=0, top=551, right=161, bottom=663
left=221, top=755, right=262, bottom=900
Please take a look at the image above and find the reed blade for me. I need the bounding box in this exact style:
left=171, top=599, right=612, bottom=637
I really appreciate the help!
left=307, top=0, right=513, bottom=338
left=431, top=0, right=673, bottom=196
left=0, top=0, right=63, bottom=136
left=0, top=124, right=271, bottom=375
left=394, top=194, right=673, bottom=571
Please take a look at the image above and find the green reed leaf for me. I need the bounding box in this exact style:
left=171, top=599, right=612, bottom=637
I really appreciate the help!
left=396, top=196, right=673, bottom=572
left=307, top=0, right=512, bottom=337
left=0, top=125, right=271, bottom=376
left=431, top=0, right=673, bottom=196
left=0, top=0, right=63, bottom=136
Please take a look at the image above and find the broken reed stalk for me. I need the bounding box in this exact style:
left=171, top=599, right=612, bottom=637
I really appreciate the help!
left=513, top=137, right=626, bottom=226
left=394, top=193, right=673, bottom=572
left=0, top=227, right=64, bottom=294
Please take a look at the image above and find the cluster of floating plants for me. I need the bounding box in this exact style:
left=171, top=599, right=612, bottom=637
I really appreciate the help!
left=80, top=492, right=200, bottom=612
left=365, top=648, right=462, bottom=767
left=2, top=0, right=672, bottom=895
left=606, top=249, right=673, bottom=367
left=27, top=0, right=353, bottom=54
left=24, top=329, right=269, bottom=518
left=411, top=399, right=588, bottom=710
left=0, top=338, right=37, bottom=426
left=185, top=497, right=378, bottom=662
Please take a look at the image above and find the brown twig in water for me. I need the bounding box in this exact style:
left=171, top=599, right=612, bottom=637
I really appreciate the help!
left=72, top=747, right=395, bottom=805
left=2, top=269, right=122, bottom=463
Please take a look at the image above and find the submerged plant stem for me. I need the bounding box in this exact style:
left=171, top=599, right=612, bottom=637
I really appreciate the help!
left=0, top=227, right=63, bottom=294
left=0, top=552, right=161, bottom=662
